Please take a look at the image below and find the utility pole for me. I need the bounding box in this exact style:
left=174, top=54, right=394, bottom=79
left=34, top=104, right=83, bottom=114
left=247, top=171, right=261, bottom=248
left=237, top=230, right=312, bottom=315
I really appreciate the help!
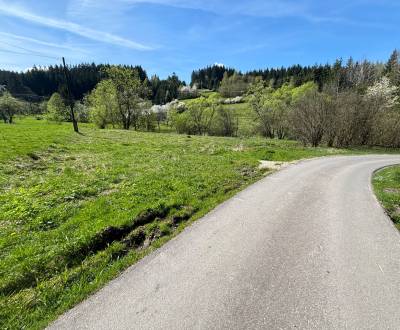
left=62, top=57, right=79, bottom=133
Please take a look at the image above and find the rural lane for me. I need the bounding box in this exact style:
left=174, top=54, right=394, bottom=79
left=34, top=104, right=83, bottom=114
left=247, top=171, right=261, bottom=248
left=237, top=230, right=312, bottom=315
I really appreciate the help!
left=49, top=155, right=400, bottom=329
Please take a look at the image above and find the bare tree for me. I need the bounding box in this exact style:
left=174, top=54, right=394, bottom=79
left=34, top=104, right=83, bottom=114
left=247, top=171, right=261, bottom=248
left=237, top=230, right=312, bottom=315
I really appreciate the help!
left=290, top=90, right=329, bottom=147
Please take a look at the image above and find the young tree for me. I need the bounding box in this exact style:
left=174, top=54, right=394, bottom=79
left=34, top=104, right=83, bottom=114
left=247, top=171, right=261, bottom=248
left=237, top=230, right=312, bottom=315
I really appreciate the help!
left=247, top=80, right=274, bottom=138
left=104, top=67, right=150, bottom=130
left=46, top=92, right=69, bottom=122
left=87, top=80, right=119, bottom=128
left=0, top=91, right=21, bottom=123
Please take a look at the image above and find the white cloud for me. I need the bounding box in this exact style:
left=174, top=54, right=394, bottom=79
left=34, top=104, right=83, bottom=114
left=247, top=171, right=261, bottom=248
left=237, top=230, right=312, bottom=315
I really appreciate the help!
left=0, top=2, right=153, bottom=51
left=214, top=62, right=225, bottom=67
left=70, top=0, right=339, bottom=23
left=121, top=0, right=310, bottom=19
left=0, top=32, right=84, bottom=53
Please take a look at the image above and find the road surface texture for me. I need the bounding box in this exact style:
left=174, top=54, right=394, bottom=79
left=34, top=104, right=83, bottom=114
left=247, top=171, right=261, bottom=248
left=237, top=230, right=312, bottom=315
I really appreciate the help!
left=49, top=155, right=400, bottom=330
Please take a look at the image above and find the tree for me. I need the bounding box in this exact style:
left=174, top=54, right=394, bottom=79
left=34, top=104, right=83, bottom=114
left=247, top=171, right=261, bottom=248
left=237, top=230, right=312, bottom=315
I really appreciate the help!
left=0, top=91, right=21, bottom=123
left=290, top=90, right=329, bottom=147
left=365, top=76, right=399, bottom=111
left=45, top=92, right=69, bottom=122
left=104, top=67, right=150, bottom=130
left=247, top=80, right=274, bottom=138
left=191, top=65, right=235, bottom=90
left=365, top=76, right=400, bottom=146
left=87, top=80, right=119, bottom=128
left=385, top=50, right=400, bottom=86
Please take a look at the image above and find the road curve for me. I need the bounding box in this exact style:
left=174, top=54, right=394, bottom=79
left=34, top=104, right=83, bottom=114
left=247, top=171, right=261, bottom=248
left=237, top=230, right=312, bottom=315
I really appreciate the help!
left=49, top=155, right=400, bottom=330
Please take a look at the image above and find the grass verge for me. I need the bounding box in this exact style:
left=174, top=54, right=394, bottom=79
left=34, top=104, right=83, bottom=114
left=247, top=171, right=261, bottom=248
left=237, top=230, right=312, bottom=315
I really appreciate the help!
left=372, top=165, right=400, bottom=230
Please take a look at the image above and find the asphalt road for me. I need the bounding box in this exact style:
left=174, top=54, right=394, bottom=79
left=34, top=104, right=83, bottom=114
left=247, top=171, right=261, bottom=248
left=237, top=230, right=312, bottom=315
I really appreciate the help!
left=49, top=155, right=400, bottom=330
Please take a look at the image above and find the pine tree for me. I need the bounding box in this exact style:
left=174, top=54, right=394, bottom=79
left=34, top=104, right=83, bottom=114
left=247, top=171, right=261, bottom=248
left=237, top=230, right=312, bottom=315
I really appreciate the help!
left=385, top=50, right=400, bottom=86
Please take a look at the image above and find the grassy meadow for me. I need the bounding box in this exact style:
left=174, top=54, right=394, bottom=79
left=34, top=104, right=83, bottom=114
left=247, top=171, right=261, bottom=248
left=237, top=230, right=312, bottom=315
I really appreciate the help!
left=373, top=166, right=400, bottom=230
left=0, top=116, right=392, bottom=329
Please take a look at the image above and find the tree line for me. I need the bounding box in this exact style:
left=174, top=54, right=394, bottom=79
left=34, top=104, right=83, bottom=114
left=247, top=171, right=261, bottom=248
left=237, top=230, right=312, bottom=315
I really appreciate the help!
left=191, top=57, right=387, bottom=92
left=0, top=63, right=184, bottom=105
left=1, top=50, right=399, bottom=148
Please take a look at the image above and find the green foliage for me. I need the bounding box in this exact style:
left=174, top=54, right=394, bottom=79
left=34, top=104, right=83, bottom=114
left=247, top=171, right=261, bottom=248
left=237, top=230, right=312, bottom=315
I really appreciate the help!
left=87, top=80, right=119, bottom=128
left=45, top=92, right=69, bottom=123
left=151, top=73, right=183, bottom=104
left=170, top=96, right=218, bottom=135
left=248, top=81, right=316, bottom=139
left=191, top=65, right=236, bottom=90
left=103, top=66, right=151, bottom=130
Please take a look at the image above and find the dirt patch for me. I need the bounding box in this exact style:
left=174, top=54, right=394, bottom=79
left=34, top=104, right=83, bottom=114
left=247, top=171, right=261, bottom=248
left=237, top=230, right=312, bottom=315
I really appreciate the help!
left=258, top=160, right=290, bottom=171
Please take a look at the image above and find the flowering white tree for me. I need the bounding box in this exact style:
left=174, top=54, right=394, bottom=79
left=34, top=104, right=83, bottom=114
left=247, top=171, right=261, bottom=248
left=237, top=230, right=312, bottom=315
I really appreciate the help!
left=365, top=77, right=400, bottom=147
left=365, top=77, right=399, bottom=111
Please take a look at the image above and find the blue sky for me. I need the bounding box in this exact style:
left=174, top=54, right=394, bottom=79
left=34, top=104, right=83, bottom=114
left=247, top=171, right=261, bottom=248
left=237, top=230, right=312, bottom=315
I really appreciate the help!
left=0, top=0, right=399, bottom=82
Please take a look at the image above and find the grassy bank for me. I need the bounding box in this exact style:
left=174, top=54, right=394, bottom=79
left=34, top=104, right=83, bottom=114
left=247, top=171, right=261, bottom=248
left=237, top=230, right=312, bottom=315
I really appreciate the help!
left=0, top=117, right=388, bottom=329
left=373, top=166, right=400, bottom=230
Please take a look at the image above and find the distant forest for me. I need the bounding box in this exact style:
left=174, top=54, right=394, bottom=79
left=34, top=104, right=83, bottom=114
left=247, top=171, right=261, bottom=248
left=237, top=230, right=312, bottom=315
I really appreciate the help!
left=191, top=60, right=385, bottom=91
left=0, top=64, right=184, bottom=105
left=0, top=57, right=388, bottom=104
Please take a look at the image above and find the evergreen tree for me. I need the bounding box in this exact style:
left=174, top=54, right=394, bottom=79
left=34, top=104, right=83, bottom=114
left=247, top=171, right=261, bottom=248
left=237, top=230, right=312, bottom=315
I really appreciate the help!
left=385, top=50, right=400, bottom=86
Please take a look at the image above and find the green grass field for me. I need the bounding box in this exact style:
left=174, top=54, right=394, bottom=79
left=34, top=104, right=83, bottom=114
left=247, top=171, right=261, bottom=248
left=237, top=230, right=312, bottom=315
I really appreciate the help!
left=0, top=117, right=395, bottom=329
left=373, top=166, right=400, bottom=230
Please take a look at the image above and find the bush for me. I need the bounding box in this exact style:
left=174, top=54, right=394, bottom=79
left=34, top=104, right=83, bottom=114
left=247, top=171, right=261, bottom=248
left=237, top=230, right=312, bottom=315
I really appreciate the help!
left=290, top=90, right=329, bottom=147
